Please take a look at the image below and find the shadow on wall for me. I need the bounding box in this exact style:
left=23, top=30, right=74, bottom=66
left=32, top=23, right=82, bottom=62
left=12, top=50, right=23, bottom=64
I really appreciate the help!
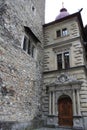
left=0, top=117, right=44, bottom=130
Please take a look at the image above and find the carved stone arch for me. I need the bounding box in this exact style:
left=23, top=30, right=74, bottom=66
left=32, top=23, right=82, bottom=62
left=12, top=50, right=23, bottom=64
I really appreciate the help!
left=58, top=95, right=73, bottom=126
left=57, top=92, right=72, bottom=102
left=58, top=94, right=72, bottom=101
left=61, top=92, right=72, bottom=100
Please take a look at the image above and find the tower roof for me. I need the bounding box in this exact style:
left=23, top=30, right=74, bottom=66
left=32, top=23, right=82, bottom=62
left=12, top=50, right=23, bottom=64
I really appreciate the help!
left=55, top=3, right=69, bottom=20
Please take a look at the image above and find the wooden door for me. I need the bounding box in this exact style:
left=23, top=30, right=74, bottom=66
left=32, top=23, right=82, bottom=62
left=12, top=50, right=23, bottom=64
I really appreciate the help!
left=58, top=96, right=73, bottom=126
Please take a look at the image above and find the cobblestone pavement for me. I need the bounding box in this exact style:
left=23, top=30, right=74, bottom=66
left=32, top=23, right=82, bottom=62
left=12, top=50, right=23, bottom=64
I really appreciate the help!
left=34, top=127, right=72, bottom=130
left=35, top=129, right=57, bottom=130
left=36, top=128, right=57, bottom=130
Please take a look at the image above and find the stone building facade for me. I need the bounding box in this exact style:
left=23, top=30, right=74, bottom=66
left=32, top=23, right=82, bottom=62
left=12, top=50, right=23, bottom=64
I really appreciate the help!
left=0, top=1, right=87, bottom=130
left=43, top=8, right=87, bottom=130
left=0, top=0, right=45, bottom=128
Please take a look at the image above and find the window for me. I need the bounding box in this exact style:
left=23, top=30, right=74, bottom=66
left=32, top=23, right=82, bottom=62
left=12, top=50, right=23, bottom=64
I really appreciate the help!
left=57, top=52, right=70, bottom=70
left=31, top=45, right=35, bottom=58
left=62, top=28, right=68, bottom=36
left=23, top=35, right=35, bottom=58
left=23, top=26, right=40, bottom=59
left=57, top=54, right=62, bottom=70
left=56, top=30, right=61, bottom=37
left=31, top=4, right=36, bottom=15
left=23, top=36, right=27, bottom=51
left=56, top=28, right=68, bottom=38
left=32, top=6, right=35, bottom=12
left=64, top=52, right=70, bottom=69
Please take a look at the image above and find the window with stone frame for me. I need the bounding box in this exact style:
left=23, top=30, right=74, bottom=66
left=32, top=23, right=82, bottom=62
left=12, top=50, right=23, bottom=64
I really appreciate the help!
left=57, top=54, right=62, bottom=70
left=57, top=52, right=70, bottom=70
left=62, top=28, right=68, bottom=36
left=64, top=52, right=70, bottom=69
left=56, top=30, right=61, bottom=37
left=56, top=28, right=68, bottom=38
left=22, top=26, right=40, bottom=59
left=23, top=35, right=35, bottom=58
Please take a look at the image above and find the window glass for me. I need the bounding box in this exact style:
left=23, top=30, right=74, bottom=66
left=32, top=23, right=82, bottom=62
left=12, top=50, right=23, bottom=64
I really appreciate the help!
left=57, top=54, right=62, bottom=70
left=31, top=45, right=35, bottom=58
left=64, top=52, right=70, bottom=69
left=57, top=52, right=70, bottom=70
left=62, top=28, right=68, bottom=36
left=23, top=36, right=35, bottom=58
left=23, top=36, right=27, bottom=51
left=56, top=30, right=61, bottom=37
left=28, top=40, right=31, bottom=55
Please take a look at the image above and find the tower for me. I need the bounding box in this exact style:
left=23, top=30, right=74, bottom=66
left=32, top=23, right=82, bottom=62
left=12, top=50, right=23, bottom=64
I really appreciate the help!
left=0, top=0, right=45, bottom=129
left=43, top=5, right=87, bottom=130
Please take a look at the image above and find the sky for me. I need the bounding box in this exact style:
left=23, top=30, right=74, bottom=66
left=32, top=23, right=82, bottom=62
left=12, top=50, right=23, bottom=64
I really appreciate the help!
left=45, top=0, right=87, bottom=26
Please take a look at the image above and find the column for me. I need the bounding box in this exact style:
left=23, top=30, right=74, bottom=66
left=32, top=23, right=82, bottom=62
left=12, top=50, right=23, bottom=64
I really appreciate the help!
left=53, top=91, right=55, bottom=115
left=76, top=90, right=81, bottom=115
left=49, top=92, right=51, bottom=115
left=73, top=89, right=76, bottom=115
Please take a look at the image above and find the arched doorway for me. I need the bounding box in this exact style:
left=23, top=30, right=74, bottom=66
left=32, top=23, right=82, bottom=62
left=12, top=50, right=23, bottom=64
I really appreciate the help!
left=58, top=95, right=73, bottom=126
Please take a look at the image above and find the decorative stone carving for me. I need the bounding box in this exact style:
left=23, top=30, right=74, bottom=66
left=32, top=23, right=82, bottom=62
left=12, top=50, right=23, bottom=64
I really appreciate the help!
left=73, top=116, right=84, bottom=129
left=45, top=74, right=82, bottom=91
left=56, top=74, right=77, bottom=84
left=57, top=74, right=69, bottom=83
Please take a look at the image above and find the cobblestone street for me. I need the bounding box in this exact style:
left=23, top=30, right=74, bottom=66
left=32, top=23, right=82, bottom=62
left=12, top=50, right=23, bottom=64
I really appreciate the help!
left=34, top=127, right=72, bottom=130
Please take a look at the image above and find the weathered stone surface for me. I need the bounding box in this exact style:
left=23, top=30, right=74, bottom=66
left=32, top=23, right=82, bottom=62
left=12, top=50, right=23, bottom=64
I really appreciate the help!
left=43, top=11, right=87, bottom=130
left=0, top=0, right=45, bottom=123
left=0, top=119, right=44, bottom=130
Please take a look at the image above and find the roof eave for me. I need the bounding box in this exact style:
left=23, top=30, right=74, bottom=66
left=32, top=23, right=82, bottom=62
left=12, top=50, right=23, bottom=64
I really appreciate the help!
left=43, top=11, right=82, bottom=27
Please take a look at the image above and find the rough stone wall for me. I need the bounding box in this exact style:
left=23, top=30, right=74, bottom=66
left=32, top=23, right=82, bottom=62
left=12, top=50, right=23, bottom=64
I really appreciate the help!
left=0, top=0, right=45, bottom=123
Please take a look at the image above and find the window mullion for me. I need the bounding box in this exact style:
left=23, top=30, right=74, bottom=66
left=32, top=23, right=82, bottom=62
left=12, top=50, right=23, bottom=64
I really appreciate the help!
left=26, top=38, right=29, bottom=53
left=62, top=53, right=64, bottom=69
left=28, top=39, right=31, bottom=54
left=23, top=36, right=27, bottom=51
